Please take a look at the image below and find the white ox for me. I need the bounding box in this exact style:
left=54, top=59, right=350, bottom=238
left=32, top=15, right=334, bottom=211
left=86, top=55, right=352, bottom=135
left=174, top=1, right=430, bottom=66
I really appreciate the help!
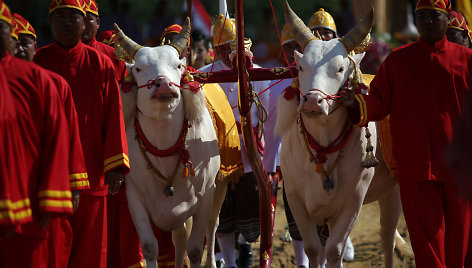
left=276, top=3, right=403, bottom=268
left=115, top=19, right=222, bottom=268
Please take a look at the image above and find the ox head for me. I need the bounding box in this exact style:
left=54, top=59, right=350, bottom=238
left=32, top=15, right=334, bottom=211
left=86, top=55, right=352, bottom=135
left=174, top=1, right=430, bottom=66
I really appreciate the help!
left=284, top=2, right=373, bottom=117
left=114, top=18, right=192, bottom=120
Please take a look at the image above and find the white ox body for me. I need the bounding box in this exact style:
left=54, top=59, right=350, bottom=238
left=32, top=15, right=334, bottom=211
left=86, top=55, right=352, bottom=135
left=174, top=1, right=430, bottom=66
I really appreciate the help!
left=123, top=43, right=221, bottom=268
left=276, top=16, right=403, bottom=267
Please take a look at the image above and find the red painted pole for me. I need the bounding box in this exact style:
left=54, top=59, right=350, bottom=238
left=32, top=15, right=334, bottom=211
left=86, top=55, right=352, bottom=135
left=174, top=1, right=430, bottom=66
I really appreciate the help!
left=234, top=0, right=272, bottom=267
left=191, top=66, right=298, bottom=83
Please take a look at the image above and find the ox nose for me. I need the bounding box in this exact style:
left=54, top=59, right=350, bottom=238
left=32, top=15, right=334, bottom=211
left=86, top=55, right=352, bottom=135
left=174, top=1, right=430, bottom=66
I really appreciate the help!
left=154, top=77, right=173, bottom=89
left=150, top=76, right=178, bottom=100
left=301, top=92, right=324, bottom=113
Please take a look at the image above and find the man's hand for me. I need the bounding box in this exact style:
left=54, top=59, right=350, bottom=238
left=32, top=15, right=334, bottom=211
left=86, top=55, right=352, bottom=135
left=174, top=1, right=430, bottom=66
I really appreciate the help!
left=39, top=212, right=51, bottom=229
left=339, top=89, right=358, bottom=109
left=72, top=190, right=80, bottom=212
left=105, top=169, right=125, bottom=195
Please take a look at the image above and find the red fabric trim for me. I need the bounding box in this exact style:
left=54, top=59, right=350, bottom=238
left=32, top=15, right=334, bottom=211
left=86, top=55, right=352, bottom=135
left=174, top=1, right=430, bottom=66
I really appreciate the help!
left=298, top=114, right=353, bottom=164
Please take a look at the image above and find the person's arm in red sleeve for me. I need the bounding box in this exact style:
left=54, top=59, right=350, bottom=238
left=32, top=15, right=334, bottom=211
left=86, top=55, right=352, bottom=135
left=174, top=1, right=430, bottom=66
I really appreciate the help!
left=101, top=59, right=130, bottom=195
left=354, top=54, right=394, bottom=127
left=37, top=71, right=73, bottom=225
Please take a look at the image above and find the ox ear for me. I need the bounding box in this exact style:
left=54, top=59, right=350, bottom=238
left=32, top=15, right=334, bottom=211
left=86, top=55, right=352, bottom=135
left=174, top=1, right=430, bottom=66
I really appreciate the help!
left=125, top=62, right=134, bottom=72
left=294, top=50, right=303, bottom=65
left=350, top=52, right=365, bottom=66
left=180, top=57, right=187, bottom=75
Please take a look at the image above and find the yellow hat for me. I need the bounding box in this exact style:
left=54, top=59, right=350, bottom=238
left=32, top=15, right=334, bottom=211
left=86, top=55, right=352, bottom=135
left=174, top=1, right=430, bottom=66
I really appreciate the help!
left=212, top=14, right=236, bottom=47
left=281, top=24, right=296, bottom=45
left=308, top=8, right=337, bottom=34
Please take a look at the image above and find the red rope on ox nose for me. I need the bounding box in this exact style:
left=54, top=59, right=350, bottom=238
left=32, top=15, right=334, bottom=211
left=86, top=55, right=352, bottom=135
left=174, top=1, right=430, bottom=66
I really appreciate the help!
left=137, top=75, right=184, bottom=91
left=306, top=80, right=350, bottom=105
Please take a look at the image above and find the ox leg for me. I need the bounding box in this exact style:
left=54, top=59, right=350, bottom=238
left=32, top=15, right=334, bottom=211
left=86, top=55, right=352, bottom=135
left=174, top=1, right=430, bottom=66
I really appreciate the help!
left=325, top=206, right=361, bottom=268
left=285, top=194, right=322, bottom=267
left=126, top=184, right=158, bottom=268
left=205, top=179, right=228, bottom=268
left=187, top=188, right=215, bottom=268
left=378, top=184, right=401, bottom=268
left=172, top=224, right=188, bottom=268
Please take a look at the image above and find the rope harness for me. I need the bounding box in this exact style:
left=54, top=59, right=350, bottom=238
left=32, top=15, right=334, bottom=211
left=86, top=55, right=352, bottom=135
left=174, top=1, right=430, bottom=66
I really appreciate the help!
left=298, top=114, right=353, bottom=190
left=134, top=118, right=194, bottom=197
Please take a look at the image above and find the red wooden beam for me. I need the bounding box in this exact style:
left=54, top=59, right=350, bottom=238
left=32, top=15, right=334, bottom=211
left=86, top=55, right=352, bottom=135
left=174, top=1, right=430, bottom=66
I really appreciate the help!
left=191, top=66, right=298, bottom=83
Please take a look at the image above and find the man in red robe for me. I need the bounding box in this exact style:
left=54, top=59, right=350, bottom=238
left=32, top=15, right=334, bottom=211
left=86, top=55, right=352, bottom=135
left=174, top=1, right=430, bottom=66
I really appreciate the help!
left=82, top=0, right=127, bottom=85
left=342, top=0, right=472, bottom=267
left=34, top=0, right=130, bottom=267
left=12, top=13, right=91, bottom=267
left=0, top=2, right=73, bottom=267
left=446, top=10, right=472, bottom=48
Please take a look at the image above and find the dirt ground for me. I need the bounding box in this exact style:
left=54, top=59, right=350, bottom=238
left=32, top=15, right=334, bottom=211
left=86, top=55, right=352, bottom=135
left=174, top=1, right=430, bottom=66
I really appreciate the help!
left=250, top=191, right=416, bottom=268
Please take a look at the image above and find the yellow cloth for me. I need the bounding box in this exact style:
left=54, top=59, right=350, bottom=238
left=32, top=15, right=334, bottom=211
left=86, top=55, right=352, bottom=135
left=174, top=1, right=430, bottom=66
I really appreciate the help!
left=203, top=83, right=243, bottom=181
left=458, top=0, right=472, bottom=27
left=363, top=73, right=396, bottom=178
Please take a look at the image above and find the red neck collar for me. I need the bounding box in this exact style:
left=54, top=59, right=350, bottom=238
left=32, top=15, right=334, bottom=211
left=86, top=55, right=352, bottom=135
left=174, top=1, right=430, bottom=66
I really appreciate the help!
left=298, top=114, right=353, bottom=164
left=134, top=118, right=192, bottom=167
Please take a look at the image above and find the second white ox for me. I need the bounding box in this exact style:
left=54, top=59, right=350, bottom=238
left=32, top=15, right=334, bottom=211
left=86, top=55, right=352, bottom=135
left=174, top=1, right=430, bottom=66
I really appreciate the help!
left=115, top=19, right=220, bottom=268
left=276, top=3, right=403, bottom=268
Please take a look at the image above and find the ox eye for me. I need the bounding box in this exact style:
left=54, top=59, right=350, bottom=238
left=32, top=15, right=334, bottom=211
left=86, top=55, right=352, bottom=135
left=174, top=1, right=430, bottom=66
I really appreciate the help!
left=338, top=67, right=344, bottom=73
left=299, top=66, right=303, bottom=72
left=135, top=67, right=142, bottom=73
left=178, top=64, right=182, bottom=69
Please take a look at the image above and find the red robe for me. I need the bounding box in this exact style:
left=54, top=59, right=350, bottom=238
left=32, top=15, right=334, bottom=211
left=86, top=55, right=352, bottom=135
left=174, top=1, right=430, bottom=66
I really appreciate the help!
left=34, top=41, right=129, bottom=268
left=355, top=37, right=472, bottom=186
left=86, top=38, right=127, bottom=84
left=0, top=54, right=72, bottom=268
left=354, top=37, right=472, bottom=268
left=34, top=41, right=129, bottom=195
left=46, top=70, right=89, bottom=191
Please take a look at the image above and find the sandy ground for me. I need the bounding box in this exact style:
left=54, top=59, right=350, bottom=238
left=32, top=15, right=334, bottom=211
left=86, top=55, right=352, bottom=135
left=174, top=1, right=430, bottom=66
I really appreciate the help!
left=151, top=188, right=416, bottom=267
left=250, top=191, right=416, bottom=268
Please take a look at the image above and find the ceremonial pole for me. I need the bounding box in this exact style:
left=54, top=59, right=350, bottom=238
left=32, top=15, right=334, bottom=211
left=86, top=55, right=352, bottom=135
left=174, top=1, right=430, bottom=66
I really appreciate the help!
left=235, top=0, right=272, bottom=267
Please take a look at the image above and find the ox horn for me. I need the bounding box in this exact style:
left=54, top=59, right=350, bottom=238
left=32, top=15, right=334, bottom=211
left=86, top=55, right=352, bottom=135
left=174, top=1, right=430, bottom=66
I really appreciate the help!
left=114, top=23, right=142, bottom=59
left=169, top=17, right=191, bottom=55
left=283, top=1, right=316, bottom=51
left=340, top=8, right=374, bottom=53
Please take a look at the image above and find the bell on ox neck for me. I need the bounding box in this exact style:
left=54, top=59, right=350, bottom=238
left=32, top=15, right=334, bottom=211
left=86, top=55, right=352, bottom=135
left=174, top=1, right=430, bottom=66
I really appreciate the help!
left=323, top=177, right=334, bottom=190
left=164, top=185, right=174, bottom=197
